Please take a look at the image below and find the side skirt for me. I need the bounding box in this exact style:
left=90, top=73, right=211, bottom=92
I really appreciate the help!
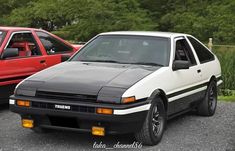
left=167, top=108, right=192, bottom=120
left=167, top=90, right=206, bottom=118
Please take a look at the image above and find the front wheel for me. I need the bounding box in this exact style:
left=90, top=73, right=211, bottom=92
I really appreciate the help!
left=197, top=80, right=217, bottom=116
left=135, top=98, right=166, bottom=145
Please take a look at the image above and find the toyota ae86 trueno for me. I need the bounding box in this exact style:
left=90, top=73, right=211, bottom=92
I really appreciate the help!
left=10, top=32, right=222, bottom=145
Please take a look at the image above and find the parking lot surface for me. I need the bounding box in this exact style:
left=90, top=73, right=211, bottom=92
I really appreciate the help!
left=0, top=102, right=234, bottom=151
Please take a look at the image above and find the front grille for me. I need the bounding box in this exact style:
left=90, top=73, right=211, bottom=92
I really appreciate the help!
left=35, top=91, right=97, bottom=103
left=32, top=102, right=95, bottom=113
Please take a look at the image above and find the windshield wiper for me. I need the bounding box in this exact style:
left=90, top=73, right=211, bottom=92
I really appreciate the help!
left=131, top=62, right=164, bottom=67
left=79, top=59, right=121, bottom=63
left=79, top=60, right=163, bottom=66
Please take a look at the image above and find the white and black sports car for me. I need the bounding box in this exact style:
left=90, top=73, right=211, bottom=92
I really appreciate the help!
left=10, top=32, right=222, bottom=145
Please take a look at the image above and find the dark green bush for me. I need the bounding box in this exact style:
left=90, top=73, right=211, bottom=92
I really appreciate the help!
left=213, top=46, right=235, bottom=90
left=219, top=89, right=233, bottom=96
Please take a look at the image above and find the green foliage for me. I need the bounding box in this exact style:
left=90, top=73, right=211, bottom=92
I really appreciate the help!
left=1, top=0, right=79, bottom=30
left=213, top=46, right=235, bottom=90
left=59, top=0, right=156, bottom=41
left=157, top=0, right=235, bottom=44
left=1, top=0, right=234, bottom=43
left=1, top=0, right=156, bottom=41
left=218, top=95, right=235, bottom=102
left=219, top=89, right=234, bottom=96
left=0, top=0, right=36, bottom=25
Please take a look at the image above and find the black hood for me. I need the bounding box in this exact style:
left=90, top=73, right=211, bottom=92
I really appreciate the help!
left=18, top=62, right=160, bottom=98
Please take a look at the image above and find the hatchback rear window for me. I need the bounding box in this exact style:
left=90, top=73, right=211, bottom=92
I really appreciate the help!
left=0, top=31, right=7, bottom=47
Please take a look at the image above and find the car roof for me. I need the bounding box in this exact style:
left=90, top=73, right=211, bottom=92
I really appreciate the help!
left=99, top=31, right=188, bottom=38
left=0, top=26, right=44, bottom=31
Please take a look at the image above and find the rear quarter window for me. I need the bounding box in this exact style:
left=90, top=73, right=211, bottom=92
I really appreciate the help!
left=187, top=36, right=215, bottom=63
left=36, top=31, right=73, bottom=55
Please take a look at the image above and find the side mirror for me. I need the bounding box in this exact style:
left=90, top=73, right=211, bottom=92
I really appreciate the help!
left=1, top=48, right=19, bottom=59
left=61, top=54, right=70, bottom=62
left=172, top=60, right=190, bottom=71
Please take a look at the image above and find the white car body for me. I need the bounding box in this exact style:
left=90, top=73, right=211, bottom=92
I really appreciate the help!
left=10, top=31, right=222, bottom=145
left=93, top=32, right=222, bottom=115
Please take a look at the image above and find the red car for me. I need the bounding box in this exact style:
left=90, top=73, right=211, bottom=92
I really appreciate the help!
left=0, top=27, right=82, bottom=104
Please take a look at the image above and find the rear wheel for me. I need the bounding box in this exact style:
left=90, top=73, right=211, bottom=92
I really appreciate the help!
left=135, top=98, right=166, bottom=145
left=198, top=80, right=217, bottom=116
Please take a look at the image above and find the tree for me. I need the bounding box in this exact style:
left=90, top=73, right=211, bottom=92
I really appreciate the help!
left=56, top=0, right=156, bottom=41
left=2, top=0, right=80, bottom=31
left=0, top=0, right=36, bottom=25
left=157, top=0, right=235, bottom=44
left=1, top=0, right=234, bottom=43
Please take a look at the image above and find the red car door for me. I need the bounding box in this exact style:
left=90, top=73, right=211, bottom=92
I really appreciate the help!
left=33, top=31, right=76, bottom=67
left=0, top=30, right=47, bottom=86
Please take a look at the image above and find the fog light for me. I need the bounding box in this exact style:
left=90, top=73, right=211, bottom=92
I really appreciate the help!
left=22, top=119, right=34, bottom=128
left=17, top=100, right=30, bottom=107
left=96, top=108, right=113, bottom=115
left=92, top=126, right=105, bottom=136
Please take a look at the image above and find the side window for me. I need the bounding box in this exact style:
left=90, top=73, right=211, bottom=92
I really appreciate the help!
left=187, top=36, right=214, bottom=63
left=175, top=39, right=196, bottom=66
left=4, top=32, right=41, bottom=59
left=0, top=31, right=7, bottom=47
left=36, top=31, right=73, bottom=55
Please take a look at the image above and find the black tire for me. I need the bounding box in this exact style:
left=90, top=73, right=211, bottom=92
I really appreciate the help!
left=135, top=98, right=166, bottom=145
left=197, top=80, right=217, bottom=116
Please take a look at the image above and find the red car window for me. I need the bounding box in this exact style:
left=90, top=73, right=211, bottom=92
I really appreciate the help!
left=5, top=32, right=42, bottom=58
left=36, top=31, right=73, bottom=55
left=11, top=42, right=31, bottom=57
left=0, top=30, right=7, bottom=47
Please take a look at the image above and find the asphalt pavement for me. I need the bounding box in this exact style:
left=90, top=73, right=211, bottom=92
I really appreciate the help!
left=0, top=102, right=234, bottom=151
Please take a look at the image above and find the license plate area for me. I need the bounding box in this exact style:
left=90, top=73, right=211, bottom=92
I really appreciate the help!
left=48, top=116, right=79, bottom=128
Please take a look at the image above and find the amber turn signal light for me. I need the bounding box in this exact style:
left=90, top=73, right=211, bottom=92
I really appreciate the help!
left=122, top=96, right=136, bottom=103
left=22, top=119, right=34, bottom=128
left=96, top=108, right=113, bottom=115
left=17, top=100, right=30, bottom=107
left=92, top=126, right=105, bottom=136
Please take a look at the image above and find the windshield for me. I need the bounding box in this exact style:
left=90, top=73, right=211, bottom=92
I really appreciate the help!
left=0, top=30, right=6, bottom=47
left=71, top=35, right=171, bottom=66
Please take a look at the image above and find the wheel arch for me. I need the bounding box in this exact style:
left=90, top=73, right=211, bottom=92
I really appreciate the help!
left=148, top=89, right=168, bottom=112
left=209, top=75, right=217, bottom=85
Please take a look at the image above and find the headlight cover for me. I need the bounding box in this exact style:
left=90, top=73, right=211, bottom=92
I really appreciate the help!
left=97, top=86, right=127, bottom=104
left=15, top=80, right=44, bottom=96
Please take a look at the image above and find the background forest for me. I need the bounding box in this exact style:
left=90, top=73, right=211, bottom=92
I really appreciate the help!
left=0, top=0, right=234, bottom=43
left=0, top=0, right=234, bottom=98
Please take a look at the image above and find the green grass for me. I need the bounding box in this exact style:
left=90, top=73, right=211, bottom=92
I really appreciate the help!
left=218, top=95, right=235, bottom=102
left=218, top=89, right=235, bottom=102
left=213, top=46, right=235, bottom=90
left=213, top=45, right=235, bottom=102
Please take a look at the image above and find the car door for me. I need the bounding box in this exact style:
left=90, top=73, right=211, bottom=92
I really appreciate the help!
left=34, top=31, right=75, bottom=67
left=0, top=31, right=47, bottom=86
left=168, top=37, right=202, bottom=113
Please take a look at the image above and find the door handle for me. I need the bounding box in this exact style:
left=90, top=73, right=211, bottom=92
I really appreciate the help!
left=40, top=60, right=46, bottom=64
left=197, top=69, right=201, bottom=73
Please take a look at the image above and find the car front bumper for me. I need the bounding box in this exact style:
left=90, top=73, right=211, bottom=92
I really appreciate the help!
left=9, top=95, right=150, bottom=134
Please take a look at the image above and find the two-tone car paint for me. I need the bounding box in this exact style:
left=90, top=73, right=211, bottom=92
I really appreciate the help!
left=9, top=32, right=222, bottom=145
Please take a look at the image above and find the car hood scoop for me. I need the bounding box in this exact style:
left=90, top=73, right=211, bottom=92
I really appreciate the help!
left=24, top=62, right=160, bottom=96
